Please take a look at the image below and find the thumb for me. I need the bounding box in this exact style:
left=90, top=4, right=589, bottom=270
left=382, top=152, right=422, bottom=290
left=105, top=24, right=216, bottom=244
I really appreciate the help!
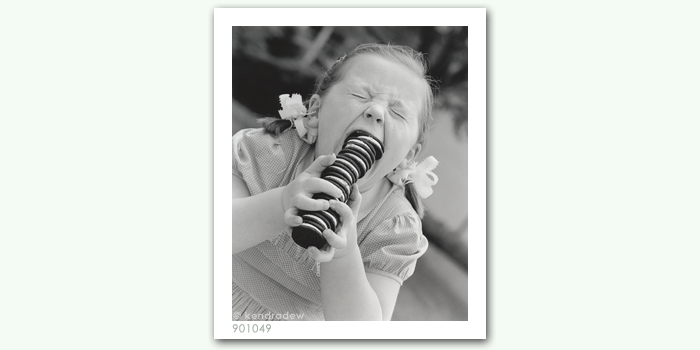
left=305, top=153, right=336, bottom=176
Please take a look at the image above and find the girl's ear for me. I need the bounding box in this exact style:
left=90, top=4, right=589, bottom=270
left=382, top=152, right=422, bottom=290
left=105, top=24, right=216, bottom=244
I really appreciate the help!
left=404, top=143, right=422, bottom=164
left=308, top=94, right=322, bottom=114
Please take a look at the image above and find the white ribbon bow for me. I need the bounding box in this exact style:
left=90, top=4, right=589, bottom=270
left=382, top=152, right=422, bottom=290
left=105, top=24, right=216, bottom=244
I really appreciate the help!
left=387, top=156, right=439, bottom=198
left=278, top=93, right=318, bottom=144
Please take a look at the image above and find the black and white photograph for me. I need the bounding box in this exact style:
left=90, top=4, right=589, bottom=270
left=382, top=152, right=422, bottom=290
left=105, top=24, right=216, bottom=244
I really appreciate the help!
left=214, top=8, right=486, bottom=338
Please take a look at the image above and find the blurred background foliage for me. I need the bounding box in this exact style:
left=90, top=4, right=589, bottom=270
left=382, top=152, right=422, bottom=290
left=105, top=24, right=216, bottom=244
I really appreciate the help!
left=231, top=28, right=469, bottom=311
left=232, top=26, right=468, bottom=136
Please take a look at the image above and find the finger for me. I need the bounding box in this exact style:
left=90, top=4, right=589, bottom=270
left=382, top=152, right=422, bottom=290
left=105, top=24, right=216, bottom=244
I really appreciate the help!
left=302, top=178, right=343, bottom=199
left=346, top=184, right=362, bottom=216
left=293, top=194, right=330, bottom=212
left=284, top=207, right=302, bottom=227
left=323, top=229, right=346, bottom=250
left=329, top=199, right=354, bottom=227
left=304, top=153, right=336, bottom=177
left=307, top=245, right=335, bottom=263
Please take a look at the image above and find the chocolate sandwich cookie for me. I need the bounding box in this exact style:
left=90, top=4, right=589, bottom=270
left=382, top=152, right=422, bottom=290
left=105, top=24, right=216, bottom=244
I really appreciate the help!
left=317, top=209, right=338, bottom=232
left=345, top=142, right=374, bottom=168
left=321, top=168, right=354, bottom=198
left=332, top=158, right=359, bottom=183
left=346, top=131, right=384, bottom=158
left=339, top=148, right=368, bottom=175
left=322, top=165, right=354, bottom=187
left=351, top=133, right=384, bottom=159
left=324, top=175, right=350, bottom=203
left=292, top=223, right=327, bottom=249
left=322, top=163, right=355, bottom=185
left=346, top=138, right=377, bottom=163
left=310, top=210, right=333, bottom=232
left=303, top=213, right=329, bottom=233
left=298, top=212, right=325, bottom=233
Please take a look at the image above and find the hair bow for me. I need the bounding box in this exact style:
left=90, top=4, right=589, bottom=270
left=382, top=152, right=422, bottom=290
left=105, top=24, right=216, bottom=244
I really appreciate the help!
left=278, top=93, right=318, bottom=144
left=387, top=156, right=439, bottom=198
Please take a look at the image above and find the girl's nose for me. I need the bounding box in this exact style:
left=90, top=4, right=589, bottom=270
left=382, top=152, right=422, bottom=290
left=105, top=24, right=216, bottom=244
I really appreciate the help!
left=363, top=103, right=385, bottom=125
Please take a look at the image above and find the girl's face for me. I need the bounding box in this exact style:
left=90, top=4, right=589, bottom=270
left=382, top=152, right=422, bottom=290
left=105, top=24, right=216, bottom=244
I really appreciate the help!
left=310, top=54, right=425, bottom=192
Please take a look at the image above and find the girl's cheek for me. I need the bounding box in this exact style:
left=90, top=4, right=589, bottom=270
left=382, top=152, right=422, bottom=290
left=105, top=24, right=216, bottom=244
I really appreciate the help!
left=384, top=119, right=402, bottom=138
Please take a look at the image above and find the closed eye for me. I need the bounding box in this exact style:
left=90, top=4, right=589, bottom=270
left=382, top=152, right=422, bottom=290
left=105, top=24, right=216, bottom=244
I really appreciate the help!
left=390, top=109, right=406, bottom=119
left=352, top=93, right=368, bottom=100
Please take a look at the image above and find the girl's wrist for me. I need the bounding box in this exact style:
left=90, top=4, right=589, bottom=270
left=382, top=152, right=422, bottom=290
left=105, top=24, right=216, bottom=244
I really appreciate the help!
left=330, top=242, right=361, bottom=262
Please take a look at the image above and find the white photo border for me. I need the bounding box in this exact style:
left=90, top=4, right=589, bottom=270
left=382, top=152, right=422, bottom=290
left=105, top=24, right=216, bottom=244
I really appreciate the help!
left=214, top=8, right=486, bottom=339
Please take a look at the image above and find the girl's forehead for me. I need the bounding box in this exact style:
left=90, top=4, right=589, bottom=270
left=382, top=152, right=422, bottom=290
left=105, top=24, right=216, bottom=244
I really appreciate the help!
left=340, top=55, right=426, bottom=98
left=347, top=80, right=400, bottom=97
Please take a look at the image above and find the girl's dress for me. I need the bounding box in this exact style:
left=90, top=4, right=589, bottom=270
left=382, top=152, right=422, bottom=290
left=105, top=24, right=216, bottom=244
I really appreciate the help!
left=232, top=127, right=428, bottom=321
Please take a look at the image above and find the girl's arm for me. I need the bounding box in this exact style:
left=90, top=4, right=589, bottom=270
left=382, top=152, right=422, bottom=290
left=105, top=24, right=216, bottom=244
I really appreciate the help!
left=319, top=247, right=400, bottom=321
left=311, top=187, right=399, bottom=320
left=232, top=154, right=341, bottom=254
left=366, top=273, right=401, bottom=320
left=232, top=179, right=287, bottom=254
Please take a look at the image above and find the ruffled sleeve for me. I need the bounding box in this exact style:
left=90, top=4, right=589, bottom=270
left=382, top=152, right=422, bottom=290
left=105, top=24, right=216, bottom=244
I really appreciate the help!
left=232, top=128, right=311, bottom=196
left=359, top=210, right=429, bottom=285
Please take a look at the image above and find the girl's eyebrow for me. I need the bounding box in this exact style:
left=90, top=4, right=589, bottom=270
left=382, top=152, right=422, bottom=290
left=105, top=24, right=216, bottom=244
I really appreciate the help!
left=356, top=83, right=406, bottom=108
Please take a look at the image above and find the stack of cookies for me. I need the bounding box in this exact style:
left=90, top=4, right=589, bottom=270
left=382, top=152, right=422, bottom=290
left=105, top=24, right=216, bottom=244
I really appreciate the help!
left=292, top=130, right=384, bottom=249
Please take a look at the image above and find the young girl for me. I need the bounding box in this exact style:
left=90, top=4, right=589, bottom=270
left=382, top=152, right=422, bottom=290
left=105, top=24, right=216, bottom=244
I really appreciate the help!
left=232, top=43, right=439, bottom=321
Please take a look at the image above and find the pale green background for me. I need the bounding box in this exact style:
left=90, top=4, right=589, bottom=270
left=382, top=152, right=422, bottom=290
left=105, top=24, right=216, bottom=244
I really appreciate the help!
left=1, top=0, right=699, bottom=348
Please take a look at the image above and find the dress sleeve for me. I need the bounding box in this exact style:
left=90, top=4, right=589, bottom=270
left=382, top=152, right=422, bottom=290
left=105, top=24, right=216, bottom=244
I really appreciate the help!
left=232, top=128, right=307, bottom=195
left=232, top=132, right=245, bottom=181
left=359, top=211, right=429, bottom=286
left=232, top=128, right=256, bottom=180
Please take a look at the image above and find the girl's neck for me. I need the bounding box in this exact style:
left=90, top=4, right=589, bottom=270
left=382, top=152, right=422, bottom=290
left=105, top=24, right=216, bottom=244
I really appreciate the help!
left=357, top=176, right=392, bottom=221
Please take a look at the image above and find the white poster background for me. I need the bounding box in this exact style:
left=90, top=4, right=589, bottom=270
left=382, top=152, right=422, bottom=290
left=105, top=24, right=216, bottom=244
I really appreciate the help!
left=214, top=8, right=486, bottom=339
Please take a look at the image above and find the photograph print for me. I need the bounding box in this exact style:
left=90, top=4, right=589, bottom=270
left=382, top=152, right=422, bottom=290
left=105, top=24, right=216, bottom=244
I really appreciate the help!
left=214, top=8, right=485, bottom=339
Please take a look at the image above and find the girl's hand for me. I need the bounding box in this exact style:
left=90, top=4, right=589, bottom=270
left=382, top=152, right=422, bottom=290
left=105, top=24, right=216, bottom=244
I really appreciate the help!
left=282, top=153, right=344, bottom=227
left=307, top=184, right=362, bottom=262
